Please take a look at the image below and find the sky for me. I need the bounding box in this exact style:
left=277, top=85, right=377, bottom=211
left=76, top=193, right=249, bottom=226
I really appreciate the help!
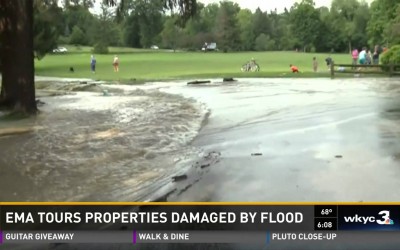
left=91, top=0, right=373, bottom=15
left=198, top=0, right=371, bottom=12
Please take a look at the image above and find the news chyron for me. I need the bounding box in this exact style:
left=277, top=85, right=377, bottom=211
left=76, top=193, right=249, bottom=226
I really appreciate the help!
left=1, top=204, right=400, bottom=249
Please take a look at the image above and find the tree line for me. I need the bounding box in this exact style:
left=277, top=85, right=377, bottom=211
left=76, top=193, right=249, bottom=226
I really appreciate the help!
left=35, top=0, right=400, bottom=55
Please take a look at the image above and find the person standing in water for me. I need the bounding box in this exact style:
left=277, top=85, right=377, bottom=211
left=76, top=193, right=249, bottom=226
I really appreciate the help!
left=90, top=55, right=96, bottom=73
left=113, top=55, right=119, bottom=72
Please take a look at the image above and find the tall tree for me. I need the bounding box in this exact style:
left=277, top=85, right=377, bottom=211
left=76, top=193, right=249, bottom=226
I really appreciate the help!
left=0, top=0, right=37, bottom=114
left=289, top=0, right=322, bottom=52
left=387, top=4, right=400, bottom=45
left=252, top=8, right=271, bottom=38
left=214, top=1, right=240, bottom=52
left=161, top=16, right=181, bottom=50
left=237, top=9, right=255, bottom=50
left=330, top=0, right=362, bottom=52
left=33, top=1, right=63, bottom=59
left=367, top=0, right=400, bottom=46
left=123, top=12, right=141, bottom=47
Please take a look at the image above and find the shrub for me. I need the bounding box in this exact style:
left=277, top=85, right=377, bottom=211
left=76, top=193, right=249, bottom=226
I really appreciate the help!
left=57, top=36, right=70, bottom=45
left=380, top=45, right=400, bottom=71
left=92, top=43, right=109, bottom=54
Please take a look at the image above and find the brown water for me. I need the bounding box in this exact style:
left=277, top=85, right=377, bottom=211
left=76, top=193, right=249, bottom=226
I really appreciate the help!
left=0, top=83, right=207, bottom=201
left=2, top=78, right=400, bottom=203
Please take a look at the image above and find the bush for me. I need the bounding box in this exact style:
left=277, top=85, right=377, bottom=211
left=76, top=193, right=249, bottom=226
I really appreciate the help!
left=380, top=45, right=400, bottom=71
left=92, top=43, right=109, bottom=54
left=57, top=36, right=70, bottom=45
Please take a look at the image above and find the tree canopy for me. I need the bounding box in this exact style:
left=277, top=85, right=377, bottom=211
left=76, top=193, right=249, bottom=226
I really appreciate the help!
left=28, top=0, right=399, bottom=56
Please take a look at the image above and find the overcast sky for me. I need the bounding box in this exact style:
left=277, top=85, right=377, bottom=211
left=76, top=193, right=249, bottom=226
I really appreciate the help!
left=91, top=0, right=372, bottom=15
left=198, top=0, right=372, bottom=12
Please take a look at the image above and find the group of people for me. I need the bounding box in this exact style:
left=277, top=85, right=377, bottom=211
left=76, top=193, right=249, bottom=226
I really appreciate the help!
left=289, top=56, right=332, bottom=74
left=352, top=45, right=384, bottom=66
left=89, top=55, right=120, bottom=73
left=289, top=45, right=385, bottom=74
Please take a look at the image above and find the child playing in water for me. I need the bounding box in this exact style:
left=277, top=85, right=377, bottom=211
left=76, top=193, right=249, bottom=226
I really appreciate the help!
left=312, top=57, right=318, bottom=72
left=290, top=64, right=299, bottom=73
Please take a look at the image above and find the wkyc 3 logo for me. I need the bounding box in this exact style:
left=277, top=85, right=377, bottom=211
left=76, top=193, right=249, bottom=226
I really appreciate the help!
left=344, top=210, right=394, bottom=225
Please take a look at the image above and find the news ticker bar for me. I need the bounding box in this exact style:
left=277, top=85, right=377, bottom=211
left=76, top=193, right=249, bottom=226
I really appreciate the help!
left=3, top=231, right=400, bottom=245
left=1, top=205, right=399, bottom=231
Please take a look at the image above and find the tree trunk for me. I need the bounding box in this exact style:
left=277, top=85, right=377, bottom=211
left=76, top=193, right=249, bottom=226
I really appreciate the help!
left=348, top=40, right=352, bottom=54
left=0, top=0, right=37, bottom=114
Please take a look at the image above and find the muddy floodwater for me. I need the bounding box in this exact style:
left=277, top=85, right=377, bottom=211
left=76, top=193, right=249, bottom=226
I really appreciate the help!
left=0, top=82, right=207, bottom=201
left=1, top=78, right=400, bottom=202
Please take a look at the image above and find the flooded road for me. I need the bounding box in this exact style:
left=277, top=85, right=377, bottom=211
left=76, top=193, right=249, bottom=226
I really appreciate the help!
left=0, top=83, right=207, bottom=201
left=159, top=78, right=400, bottom=202
left=1, top=78, right=400, bottom=202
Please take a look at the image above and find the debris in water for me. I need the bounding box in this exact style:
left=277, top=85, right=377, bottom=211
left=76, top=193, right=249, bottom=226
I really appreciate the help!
left=200, top=163, right=210, bottom=169
left=148, top=189, right=176, bottom=202
left=178, top=184, right=193, bottom=195
left=187, top=80, right=211, bottom=85
left=223, top=77, right=236, bottom=82
left=172, top=175, right=188, bottom=182
left=251, top=153, right=263, bottom=156
left=35, top=99, right=46, bottom=106
left=335, top=155, right=343, bottom=158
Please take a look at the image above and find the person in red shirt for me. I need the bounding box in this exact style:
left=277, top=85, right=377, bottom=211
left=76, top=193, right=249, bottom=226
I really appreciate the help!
left=290, top=64, right=299, bottom=73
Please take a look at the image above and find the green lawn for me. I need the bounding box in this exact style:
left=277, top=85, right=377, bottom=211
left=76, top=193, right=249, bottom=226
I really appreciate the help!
left=35, top=49, right=354, bottom=81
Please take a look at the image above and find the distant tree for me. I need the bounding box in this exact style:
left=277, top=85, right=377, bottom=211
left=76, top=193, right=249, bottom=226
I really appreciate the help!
left=215, top=1, right=240, bottom=52
left=161, top=16, right=181, bottom=50
left=254, top=33, right=276, bottom=51
left=367, top=0, right=400, bottom=46
left=69, top=26, right=87, bottom=45
left=289, top=0, right=322, bottom=52
left=237, top=9, right=255, bottom=51
left=33, top=1, right=62, bottom=59
left=63, top=4, right=95, bottom=44
left=252, top=8, right=271, bottom=38
left=123, top=12, right=141, bottom=48
left=387, top=5, right=400, bottom=45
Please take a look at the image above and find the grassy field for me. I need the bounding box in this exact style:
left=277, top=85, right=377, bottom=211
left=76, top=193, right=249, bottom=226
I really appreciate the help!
left=35, top=47, right=354, bottom=81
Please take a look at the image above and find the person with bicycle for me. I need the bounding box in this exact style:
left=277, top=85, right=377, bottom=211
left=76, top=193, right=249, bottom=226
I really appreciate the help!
left=250, top=57, right=257, bottom=67
left=249, top=58, right=259, bottom=71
